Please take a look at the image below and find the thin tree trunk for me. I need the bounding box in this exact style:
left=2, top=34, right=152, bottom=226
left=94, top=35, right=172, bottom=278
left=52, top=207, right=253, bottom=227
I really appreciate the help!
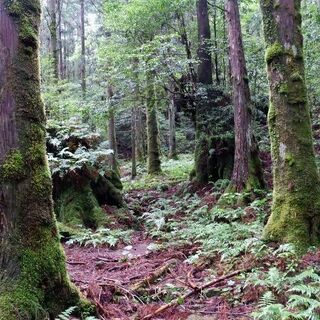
left=225, top=0, right=264, bottom=192
left=146, top=73, right=161, bottom=175
left=213, top=7, right=220, bottom=84
left=49, top=0, right=59, bottom=78
left=80, top=0, right=86, bottom=96
left=107, top=86, right=118, bottom=173
left=168, top=90, right=177, bottom=159
left=0, top=1, right=81, bottom=317
left=57, top=0, right=64, bottom=79
left=131, top=107, right=137, bottom=179
left=260, top=0, right=320, bottom=249
left=136, top=106, right=147, bottom=162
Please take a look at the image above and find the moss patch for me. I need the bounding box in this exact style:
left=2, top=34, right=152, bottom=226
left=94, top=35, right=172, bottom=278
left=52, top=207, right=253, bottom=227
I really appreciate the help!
left=0, top=150, right=25, bottom=181
left=265, top=42, right=283, bottom=63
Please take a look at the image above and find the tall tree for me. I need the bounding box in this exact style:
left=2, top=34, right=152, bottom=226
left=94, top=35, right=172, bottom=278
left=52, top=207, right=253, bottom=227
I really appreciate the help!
left=80, top=0, right=86, bottom=96
left=194, top=0, right=213, bottom=183
left=107, top=85, right=118, bottom=173
left=146, top=72, right=161, bottom=174
left=0, top=0, right=82, bottom=317
left=48, top=0, right=59, bottom=78
left=225, top=0, right=264, bottom=192
left=260, top=0, right=320, bottom=248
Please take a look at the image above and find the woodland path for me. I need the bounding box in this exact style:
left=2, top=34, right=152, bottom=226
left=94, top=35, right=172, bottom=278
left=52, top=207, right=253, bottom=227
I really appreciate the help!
left=64, top=184, right=255, bottom=320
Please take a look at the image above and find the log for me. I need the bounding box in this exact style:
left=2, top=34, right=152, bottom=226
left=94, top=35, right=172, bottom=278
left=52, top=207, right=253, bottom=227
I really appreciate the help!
left=130, top=259, right=178, bottom=292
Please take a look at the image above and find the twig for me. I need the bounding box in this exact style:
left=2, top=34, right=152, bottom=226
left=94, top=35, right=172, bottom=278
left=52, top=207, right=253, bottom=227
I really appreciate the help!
left=141, top=268, right=251, bottom=320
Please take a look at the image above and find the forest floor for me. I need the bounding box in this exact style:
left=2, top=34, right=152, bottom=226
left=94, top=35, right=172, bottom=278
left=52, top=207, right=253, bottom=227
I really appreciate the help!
left=63, top=155, right=320, bottom=320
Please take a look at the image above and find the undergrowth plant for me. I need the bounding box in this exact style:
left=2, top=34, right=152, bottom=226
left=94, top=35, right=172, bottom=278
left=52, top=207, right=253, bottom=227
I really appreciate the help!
left=251, top=267, right=320, bottom=320
left=66, top=227, right=133, bottom=247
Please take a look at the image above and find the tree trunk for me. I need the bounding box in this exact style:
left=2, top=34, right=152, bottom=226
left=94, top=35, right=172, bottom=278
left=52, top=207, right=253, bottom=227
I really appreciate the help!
left=168, top=90, right=177, bottom=159
left=225, top=0, right=264, bottom=192
left=80, top=0, right=86, bottom=96
left=0, top=1, right=83, bottom=318
left=48, top=0, right=59, bottom=78
left=136, top=106, right=147, bottom=162
left=146, top=73, right=161, bottom=175
left=131, top=107, right=137, bottom=179
left=194, top=0, right=213, bottom=183
left=107, top=86, right=118, bottom=173
left=260, top=0, right=320, bottom=249
left=57, top=0, right=64, bottom=79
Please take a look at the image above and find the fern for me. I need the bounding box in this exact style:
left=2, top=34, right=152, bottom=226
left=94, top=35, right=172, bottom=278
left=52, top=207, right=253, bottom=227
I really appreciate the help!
left=55, top=306, right=77, bottom=320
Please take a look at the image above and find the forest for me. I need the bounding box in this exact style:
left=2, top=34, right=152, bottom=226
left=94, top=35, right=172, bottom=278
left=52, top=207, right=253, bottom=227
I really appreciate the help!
left=1, top=0, right=320, bottom=319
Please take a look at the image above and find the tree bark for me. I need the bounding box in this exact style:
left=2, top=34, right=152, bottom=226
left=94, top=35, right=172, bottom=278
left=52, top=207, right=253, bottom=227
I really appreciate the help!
left=225, top=0, right=264, bottom=192
left=168, top=90, right=178, bottom=160
left=136, top=106, right=147, bottom=162
left=146, top=72, right=161, bottom=175
left=80, top=0, right=86, bottom=96
left=260, top=0, right=320, bottom=249
left=131, top=107, right=137, bottom=179
left=107, top=86, right=118, bottom=173
left=48, top=0, right=59, bottom=78
left=194, top=0, right=213, bottom=183
left=0, top=1, right=83, bottom=317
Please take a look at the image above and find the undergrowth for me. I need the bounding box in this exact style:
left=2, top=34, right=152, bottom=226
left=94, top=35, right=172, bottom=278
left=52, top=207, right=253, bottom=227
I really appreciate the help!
left=66, top=227, right=133, bottom=247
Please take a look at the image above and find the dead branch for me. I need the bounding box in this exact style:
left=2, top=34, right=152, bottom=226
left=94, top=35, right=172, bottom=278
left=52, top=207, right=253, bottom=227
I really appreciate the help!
left=130, top=259, right=178, bottom=292
left=141, top=268, right=251, bottom=320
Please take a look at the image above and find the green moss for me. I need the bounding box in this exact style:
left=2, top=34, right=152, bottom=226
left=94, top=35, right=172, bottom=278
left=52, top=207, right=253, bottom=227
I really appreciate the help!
left=0, top=150, right=25, bottom=181
left=0, top=228, right=80, bottom=320
left=279, top=83, right=289, bottom=94
left=31, top=167, right=52, bottom=196
left=285, top=154, right=295, bottom=166
left=56, top=185, right=106, bottom=229
left=265, top=42, right=283, bottom=63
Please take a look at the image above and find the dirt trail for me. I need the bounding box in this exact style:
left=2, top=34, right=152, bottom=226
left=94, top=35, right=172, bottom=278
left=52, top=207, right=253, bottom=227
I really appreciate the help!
left=65, top=185, right=253, bottom=320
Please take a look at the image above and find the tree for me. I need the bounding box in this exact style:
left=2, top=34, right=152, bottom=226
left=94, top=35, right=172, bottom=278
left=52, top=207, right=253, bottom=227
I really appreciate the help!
left=0, top=0, right=85, bottom=318
left=146, top=71, right=161, bottom=174
left=48, top=0, right=59, bottom=78
left=80, top=0, right=86, bottom=96
left=194, top=0, right=214, bottom=183
left=225, top=0, right=264, bottom=192
left=107, top=85, right=118, bottom=173
left=260, top=0, right=320, bottom=248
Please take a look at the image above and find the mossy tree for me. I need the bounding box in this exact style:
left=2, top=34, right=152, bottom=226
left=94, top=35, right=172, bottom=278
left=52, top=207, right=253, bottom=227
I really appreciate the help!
left=0, top=0, right=87, bottom=318
left=225, top=0, right=264, bottom=192
left=146, top=71, right=161, bottom=175
left=260, top=0, right=320, bottom=249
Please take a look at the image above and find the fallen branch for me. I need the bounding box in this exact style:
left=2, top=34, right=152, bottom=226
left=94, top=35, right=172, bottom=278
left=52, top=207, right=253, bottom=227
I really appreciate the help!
left=141, top=268, right=250, bottom=320
left=130, top=259, right=178, bottom=292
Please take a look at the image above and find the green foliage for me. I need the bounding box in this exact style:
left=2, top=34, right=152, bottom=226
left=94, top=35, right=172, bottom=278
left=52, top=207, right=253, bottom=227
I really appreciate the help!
left=251, top=267, right=320, bottom=320
left=47, top=118, right=114, bottom=178
left=66, top=228, right=133, bottom=248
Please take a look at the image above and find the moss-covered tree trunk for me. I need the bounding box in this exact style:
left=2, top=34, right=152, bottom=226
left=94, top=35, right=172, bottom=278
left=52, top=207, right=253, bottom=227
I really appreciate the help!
left=146, top=72, right=161, bottom=175
left=225, top=0, right=264, bottom=192
left=260, top=0, right=320, bottom=248
left=0, top=1, right=83, bottom=318
left=194, top=0, right=213, bottom=183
